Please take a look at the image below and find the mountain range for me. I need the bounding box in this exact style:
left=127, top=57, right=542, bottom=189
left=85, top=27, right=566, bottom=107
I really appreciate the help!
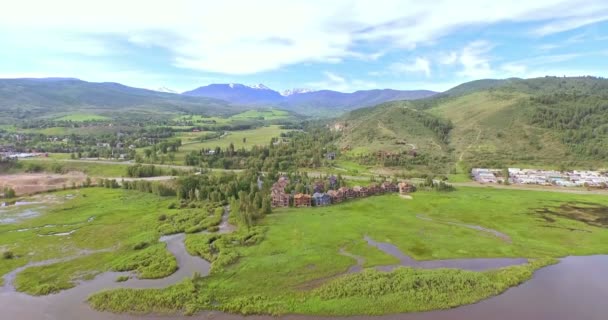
left=0, top=78, right=242, bottom=121
left=183, top=83, right=437, bottom=115
left=0, top=79, right=437, bottom=120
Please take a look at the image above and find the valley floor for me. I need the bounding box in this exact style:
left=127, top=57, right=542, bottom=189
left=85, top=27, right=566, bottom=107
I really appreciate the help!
left=2, top=186, right=607, bottom=317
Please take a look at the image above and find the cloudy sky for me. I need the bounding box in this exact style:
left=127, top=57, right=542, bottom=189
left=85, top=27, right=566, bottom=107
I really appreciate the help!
left=1, top=0, right=607, bottom=92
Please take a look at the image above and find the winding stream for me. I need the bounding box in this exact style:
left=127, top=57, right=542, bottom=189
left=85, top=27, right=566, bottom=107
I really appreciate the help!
left=363, top=236, right=527, bottom=271
left=1, top=211, right=607, bottom=319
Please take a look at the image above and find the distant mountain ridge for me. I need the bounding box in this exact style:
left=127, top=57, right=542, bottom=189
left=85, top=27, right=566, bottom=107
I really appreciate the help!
left=183, top=83, right=437, bottom=115
left=0, top=78, right=242, bottom=121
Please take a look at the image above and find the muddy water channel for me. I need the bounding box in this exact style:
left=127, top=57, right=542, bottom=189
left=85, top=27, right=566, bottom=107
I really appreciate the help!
left=1, top=227, right=607, bottom=319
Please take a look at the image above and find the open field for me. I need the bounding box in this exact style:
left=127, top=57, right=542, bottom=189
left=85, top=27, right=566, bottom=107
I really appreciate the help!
left=0, top=172, right=88, bottom=195
left=88, top=187, right=607, bottom=315
left=173, top=109, right=291, bottom=125
left=167, top=125, right=290, bottom=163
left=53, top=114, right=111, bottom=122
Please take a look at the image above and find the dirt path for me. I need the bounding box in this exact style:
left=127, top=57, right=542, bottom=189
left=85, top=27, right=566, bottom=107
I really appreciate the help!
left=459, top=128, right=482, bottom=162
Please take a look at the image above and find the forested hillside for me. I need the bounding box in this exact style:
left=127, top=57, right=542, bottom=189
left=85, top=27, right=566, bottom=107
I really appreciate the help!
left=337, top=76, right=608, bottom=171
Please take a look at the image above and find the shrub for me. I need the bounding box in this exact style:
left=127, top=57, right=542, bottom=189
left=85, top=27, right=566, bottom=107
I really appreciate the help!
left=133, top=242, right=149, bottom=250
left=2, top=251, right=14, bottom=259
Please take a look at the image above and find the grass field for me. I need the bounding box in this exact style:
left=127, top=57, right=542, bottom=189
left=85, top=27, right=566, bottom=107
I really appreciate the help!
left=54, top=114, right=111, bottom=122
left=173, top=109, right=290, bottom=125
left=0, top=189, right=176, bottom=293
left=15, top=159, right=131, bottom=177
left=166, top=125, right=290, bottom=163
left=88, top=187, right=608, bottom=315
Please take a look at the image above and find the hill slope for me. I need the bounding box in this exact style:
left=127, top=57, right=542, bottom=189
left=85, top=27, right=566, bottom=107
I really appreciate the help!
left=0, top=78, right=241, bottom=121
left=338, top=76, right=608, bottom=170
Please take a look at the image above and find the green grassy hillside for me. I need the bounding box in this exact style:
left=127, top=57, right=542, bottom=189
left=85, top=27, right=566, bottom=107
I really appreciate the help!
left=338, top=76, right=608, bottom=171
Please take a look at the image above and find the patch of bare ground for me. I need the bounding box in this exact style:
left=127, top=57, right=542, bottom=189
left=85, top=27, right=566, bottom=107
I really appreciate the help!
left=0, top=172, right=87, bottom=196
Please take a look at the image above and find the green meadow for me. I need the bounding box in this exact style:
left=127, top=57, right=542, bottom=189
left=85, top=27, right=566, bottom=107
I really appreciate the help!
left=88, top=187, right=608, bottom=315
left=173, top=109, right=290, bottom=125
left=0, top=189, right=176, bottom=293
left=54, top=113, right=111, bottom=122
left=167, top=125, right=290, bottom=163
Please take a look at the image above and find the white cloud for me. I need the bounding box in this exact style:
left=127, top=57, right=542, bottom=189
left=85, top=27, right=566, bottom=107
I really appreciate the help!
left=307, top=71, right=376, bottom=92
left=458, top=41, right=494, bottom=78
left=534, top=13, right=608, bottom=36
left=391, top=57, right=431, bottom=77
left=1, top=0, right=608, bottom=75
left=324, top=71, right=346, bottom=84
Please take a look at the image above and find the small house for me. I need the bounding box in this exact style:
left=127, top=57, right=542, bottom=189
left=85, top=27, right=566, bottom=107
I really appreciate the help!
left=381, top=182, right=399, bottom=193
left=328, top=175, right=338, bottom=188
left=312, top=192, right=331, bottom=206
left=398, top=182, right=415, bottom=194
left=352, top=186, right=368, bottom=197
left=339, top=187, right=355, bottom=199
left=368, top=183, right=381, bottom=195
left=325, top=152, right=336, bottom=160
left=313, top=181, right=325, bottom=193
left=294, top=193, right=312, bottom=207
left=327, top=190, right=344, bottom=203
left=271, top=190, right=290, bottom=208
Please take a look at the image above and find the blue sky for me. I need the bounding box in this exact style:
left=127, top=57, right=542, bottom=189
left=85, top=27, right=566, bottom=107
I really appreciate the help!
left=1, top=0, right=607, bottom=93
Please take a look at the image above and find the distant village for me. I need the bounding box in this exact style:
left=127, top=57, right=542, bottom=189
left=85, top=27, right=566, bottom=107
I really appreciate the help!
left=472, top=168, right=608, bottom=188
left=270, top=176, right=415, bottom=208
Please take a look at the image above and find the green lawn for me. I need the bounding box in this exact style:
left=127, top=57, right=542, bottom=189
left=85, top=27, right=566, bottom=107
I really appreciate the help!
left=88, top=187, right=608, bottom=315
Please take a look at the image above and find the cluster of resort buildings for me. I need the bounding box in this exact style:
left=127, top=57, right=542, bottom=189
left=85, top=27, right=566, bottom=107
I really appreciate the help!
left=270, top=176, right=415, bottom=208
left=472, top=168, right=608, bottom=188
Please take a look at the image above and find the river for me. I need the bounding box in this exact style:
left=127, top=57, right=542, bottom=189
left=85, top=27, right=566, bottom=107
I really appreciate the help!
left=1, top=227, right=606, bottom=320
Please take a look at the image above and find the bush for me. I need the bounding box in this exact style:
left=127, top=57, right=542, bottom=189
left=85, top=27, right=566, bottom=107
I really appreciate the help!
left=133, top=242, right=149, bottom=250
left=2, top=251, right=14, bottom=259
left=158, top=214, right=167, bottom=221
left=115, top=275, right=130, bottom=282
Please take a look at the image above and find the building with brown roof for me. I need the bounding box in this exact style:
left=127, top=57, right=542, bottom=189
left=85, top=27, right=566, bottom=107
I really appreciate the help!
left=294, top=193, right=312, bottom=207
left=352, top=186, right=369, bottom=197
left=381, top=182, right=399, bottom=193
left=327, top=189, right=344, bottom=203
left=339, top=187, right=355, bottom=199
left=271, top=190, right=290, bottom=208
left=398, top=182, right=415, bottom=194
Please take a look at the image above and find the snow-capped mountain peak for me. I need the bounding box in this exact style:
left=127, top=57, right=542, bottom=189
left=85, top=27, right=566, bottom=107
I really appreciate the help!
left=156, top=86, right=178, bottom=94
left=281, top=88, right=314, bottom=96
left=249, top=83, right=272, bottom=90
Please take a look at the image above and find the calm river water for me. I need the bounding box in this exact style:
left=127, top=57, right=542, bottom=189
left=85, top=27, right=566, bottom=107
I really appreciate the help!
left=1, top=234, right=606, bottom=320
